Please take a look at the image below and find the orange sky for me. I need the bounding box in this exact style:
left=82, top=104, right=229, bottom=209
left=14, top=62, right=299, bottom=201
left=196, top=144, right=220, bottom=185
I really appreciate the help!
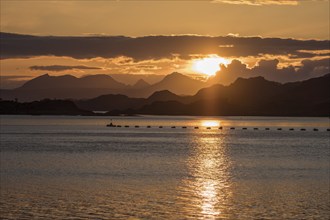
left=0, top=0, right=329, bottom=88
left=1, top=0, right=329, bottom=39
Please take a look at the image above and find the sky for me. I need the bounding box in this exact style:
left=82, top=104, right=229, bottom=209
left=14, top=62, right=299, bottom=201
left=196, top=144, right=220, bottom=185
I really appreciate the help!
left=1, top=0, right=329, bottom=39
left=0, top=0, right=329, bottom=88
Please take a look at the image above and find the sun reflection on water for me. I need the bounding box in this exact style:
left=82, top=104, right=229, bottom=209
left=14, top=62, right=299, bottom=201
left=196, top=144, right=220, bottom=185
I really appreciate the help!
left=179, top=131, right=232, bottom=219
left=200, top=180, right=221, bottom=216
left=201, top=120, right=220, bottom=127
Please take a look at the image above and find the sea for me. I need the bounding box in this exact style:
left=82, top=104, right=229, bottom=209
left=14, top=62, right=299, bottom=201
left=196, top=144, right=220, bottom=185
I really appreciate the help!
left=0, top=115, right=329, bottom=219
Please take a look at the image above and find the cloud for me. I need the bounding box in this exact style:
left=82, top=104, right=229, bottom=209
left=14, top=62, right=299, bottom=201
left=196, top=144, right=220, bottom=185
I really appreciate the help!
left=212, top=58, right=329, bottom=84
left=212, top=0, right=298, bottom=6
left=29, top=65, right=102, bottom=71
left=1, top=32, right=328, bottom=61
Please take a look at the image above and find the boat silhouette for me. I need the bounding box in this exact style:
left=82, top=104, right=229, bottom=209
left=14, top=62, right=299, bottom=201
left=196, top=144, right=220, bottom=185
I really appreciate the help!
left=106, top=119, right=116, bottom=127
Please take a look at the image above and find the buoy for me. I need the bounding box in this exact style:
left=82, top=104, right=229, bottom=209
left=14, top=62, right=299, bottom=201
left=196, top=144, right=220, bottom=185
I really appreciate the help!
left=230, top=127, right=235, bottom=130
left=242, top=127, right=247, bottom=130
left=194, top=127, right=199, bottom=129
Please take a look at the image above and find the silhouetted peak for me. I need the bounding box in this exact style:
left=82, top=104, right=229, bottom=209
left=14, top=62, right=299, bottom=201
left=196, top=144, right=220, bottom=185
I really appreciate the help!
left=235, top=76, right=266, bottom=83
left=163, top=72, right=187, bottom=80
left=40, top=73, right=50, bottom=77
left=21, top=74, right=51, bottom=88
left=232, top=76, right=280, bottom=87
left=79, top=74, right=119, bottom=84
left=32, top=73, right=50, bottom=80
left=195, top=84, right=225, bottom=96
left=57, top=74, right=77, bottom=79
left=148, top=90, right=178, bottom=100
left=133, top=79, right=150, bottom=88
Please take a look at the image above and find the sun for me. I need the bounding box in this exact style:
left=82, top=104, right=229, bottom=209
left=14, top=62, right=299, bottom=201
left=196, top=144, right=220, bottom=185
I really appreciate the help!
left=192, top=55, right=229, bottom=76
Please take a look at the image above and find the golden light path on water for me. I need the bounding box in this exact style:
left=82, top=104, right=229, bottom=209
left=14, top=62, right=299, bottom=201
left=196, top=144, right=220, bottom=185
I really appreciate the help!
left=179, top=120, right=232, bottom=219
left=201, top=120, right=220, bottom=128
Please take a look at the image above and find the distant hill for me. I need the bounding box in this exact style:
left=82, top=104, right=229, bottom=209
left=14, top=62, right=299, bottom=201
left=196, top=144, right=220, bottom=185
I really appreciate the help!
left=19, top=74, right=126, bottom=90
left=110, top=74, right=329, bottom=116
left=0, top=72, right=206, bottom=101
left=122, top=72, right=207, bottom=97
left=1, top=74, right=329, bottom=116
left=75, top=90, right=190, bottom=111
left=76, top=94, right=145, bottom=111
left=144, top=72, right=206, bottom=96
left=0, top=99, right=92, bottom=115
left=131, top=79, right=150, bottom=89
left=0, top=74, right=128, bottom=101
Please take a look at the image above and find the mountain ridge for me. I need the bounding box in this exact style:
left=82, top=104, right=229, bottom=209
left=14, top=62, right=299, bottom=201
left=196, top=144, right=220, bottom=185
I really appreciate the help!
left=74, top=74, right=330, bottom=117
left=0, top=72, right=206, bottom=101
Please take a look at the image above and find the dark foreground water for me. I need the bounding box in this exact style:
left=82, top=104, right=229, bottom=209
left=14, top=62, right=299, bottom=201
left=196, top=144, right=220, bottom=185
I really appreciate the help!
left=0, top=115, right=329, bottom=219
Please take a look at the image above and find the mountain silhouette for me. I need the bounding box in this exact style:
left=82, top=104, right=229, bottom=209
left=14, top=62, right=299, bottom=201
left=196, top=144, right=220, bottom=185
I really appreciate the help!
left=131, top=79, right=150, bottom=89
left=108, top=74, right=330, bottom=116
left=0, top=99, right=91, bottom=115
left=0, top=74, right=128, bottom=101
left=75, top=90, right=187, bottom=111
left=145, top=72, right=206, bottom=96
left=76, top=94, right=145, bottom=111
left=0, top=72, right=206, bottom=101
left=20, top=74, right=127, bottom=90
left=123, top=72, right=206, bottom=97
left=1, top=73, right=329, bottom=116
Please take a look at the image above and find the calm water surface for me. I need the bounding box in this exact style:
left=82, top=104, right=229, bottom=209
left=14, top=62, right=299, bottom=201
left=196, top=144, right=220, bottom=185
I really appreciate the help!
left=1, top=115, right=329, bottom=219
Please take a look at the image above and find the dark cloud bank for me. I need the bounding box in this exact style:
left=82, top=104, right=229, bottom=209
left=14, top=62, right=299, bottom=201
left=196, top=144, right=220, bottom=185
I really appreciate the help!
left=29, top=65, right=101, bottom=72
left=1, top=32, right=328, bottom=60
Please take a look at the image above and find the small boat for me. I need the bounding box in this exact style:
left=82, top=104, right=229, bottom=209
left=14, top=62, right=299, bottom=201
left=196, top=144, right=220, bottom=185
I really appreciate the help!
left=106, top=119, right=116, bottom=127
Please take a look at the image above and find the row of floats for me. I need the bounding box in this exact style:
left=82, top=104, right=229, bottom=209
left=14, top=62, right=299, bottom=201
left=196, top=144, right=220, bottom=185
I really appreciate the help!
left=107, top=124, right=330, bottom=132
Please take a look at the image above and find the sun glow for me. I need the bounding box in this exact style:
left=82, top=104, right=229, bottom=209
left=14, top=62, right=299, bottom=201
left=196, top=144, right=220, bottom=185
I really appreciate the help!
left=192, top=56, right=230, bottom=76
left=201, top=120, right=220, bottom=127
